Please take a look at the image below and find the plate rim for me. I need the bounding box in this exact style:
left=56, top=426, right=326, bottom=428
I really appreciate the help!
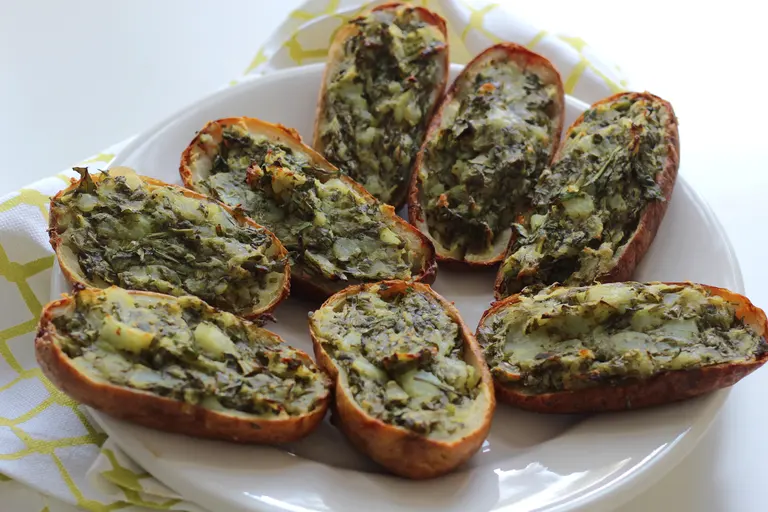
left=84, top=62, right=745, bottom=512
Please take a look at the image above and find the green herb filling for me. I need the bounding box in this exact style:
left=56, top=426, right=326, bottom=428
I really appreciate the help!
left=498, top=94, right=671, bottom=296
left=53, top=289, right=328, bottom=416
left=478, top=283, right=767, bottom=393
left=318, top=5, right=447, bottom=204
left=310, top=284, right=485, bottom=438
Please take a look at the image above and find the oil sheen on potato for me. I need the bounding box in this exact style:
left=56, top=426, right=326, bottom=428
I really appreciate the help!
left=53, top=288, right=328, bottom=416
left=197, top=123, right=416, bottom=283
left=51, top=169, right=286, bottom=315
left=498, top=94, right=672, bottom=296
left=310, top=283, right=484, bottom=438
left=420, top=62, right=559, bottom=259
left=317, top=4, right=446, bottom=204
left=478, top=283, right=768, bottom=394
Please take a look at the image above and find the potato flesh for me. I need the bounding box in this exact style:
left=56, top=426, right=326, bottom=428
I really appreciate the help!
left=478, top=282, right=768, bottom=393
left=54, top=288, right=328, bottom=417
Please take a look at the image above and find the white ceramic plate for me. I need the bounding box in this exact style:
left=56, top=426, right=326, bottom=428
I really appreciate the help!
left=51, top=63, right=744, bottom=512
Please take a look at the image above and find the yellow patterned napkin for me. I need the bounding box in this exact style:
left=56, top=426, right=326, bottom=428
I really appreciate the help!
left=0, top=1, right=628, bottom=510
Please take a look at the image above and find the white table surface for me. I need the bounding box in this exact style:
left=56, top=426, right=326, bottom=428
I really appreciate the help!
left=1, top=1, right=766, bottom=511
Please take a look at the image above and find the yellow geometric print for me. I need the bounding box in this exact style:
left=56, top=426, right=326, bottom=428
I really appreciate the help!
left=101, top=449, right=150, bottom=491
left=290, top=0, right=340, bottom=21
left=53, top=453, right=127, bottom=512
left=557, top=34, right=623, bottom=94
left=0, top=188, right=110, bottom=511
left=285, top=33, right=331, bottom=65
left=243, top=48, right=268, bottom=75
left=0, top=189, right=51, bottom=219
left=101, top=449, right=181, bottom=509
left=78, top=153, right=116, bottom=166
left=563, top=58, right=590, bottom=95
left=526, top=29, right=548, bottom=49
left=460, top=2, right=501, bottom=45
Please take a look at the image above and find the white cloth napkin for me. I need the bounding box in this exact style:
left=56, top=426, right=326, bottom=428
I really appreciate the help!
left=0, top=1, right=629, bottom=510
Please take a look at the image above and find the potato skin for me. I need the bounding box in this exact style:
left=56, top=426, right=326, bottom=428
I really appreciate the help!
left=309, top=280, right=495, bottom=479
left=479, top=283, right=768, bottom=413
left=408, top=43, right=565, bottom=268
left=493, top=91, right=680, bottom=298
left=312, top=2, right=449, bottom=210
left=180, top=117, right=437, bottom=301
left=35, top=290, right=331, bottom=444
left=49, top=171, right=290, bottom=320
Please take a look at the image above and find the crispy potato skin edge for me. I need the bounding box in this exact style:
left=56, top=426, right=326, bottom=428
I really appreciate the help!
left=493, top=91, right=681, bottom=299
left=478, top=282, right=768, bottom=413
left=312, top=2, right=450, bottom=210
left=179, top=116, right=437, bottom=301
left=49, top=173, right=291, bottom=320
left=35, top=290, right=331, bottom=444
left=309, top=280, right=495, bottom=478
left=408, top=42, right=565, bottom=268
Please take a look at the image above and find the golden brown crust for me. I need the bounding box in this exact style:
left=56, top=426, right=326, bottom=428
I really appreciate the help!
left=309, top=280, right=495, bottom=478
left=49, top=170, right=290, bottom=320
left=312, top=2, right=449, bottom=209
left=35, top=290, right=330, bottom=444
left=493, top=91, right=680, bottom=299
left=179, top=116, right=437, bottom=300
left=480, top=283, right=768, bottom=413
left=409, top=43, right=565, bottom=268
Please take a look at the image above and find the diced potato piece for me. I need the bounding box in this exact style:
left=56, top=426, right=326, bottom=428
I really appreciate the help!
left=194, top=322, right=237, bottom=357
left=99, top=314, right=154, bottom=354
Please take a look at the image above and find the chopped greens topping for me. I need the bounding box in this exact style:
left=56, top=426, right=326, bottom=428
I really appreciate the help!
left=318, top=4, right=447, bottom=204
left=310, top=284, right=483, bottom=438
left=51, top=169, right=287, bottom=315
left=195, top=123, right=417, bottom=283
left=498, top=94, right=672, bottom=296
left=478, top=282, right=768, bottom=394
left=53, top=288, right=328, bottom=416
left=420, top=62, right=558, bottom=258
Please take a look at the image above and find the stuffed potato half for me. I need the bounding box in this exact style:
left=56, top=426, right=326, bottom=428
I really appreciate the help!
left=477, top=282, right=768, bottom=413
left=36, top=287, right=331, bottom=443
left=313, top=2, right=449, bottom=207
left=409, top=42, right=564, bottom=266
left=50, top=167, right=289, bottom=319
left=309, top=280, right=494, bottom=479
left=180, top=117, right=436, bottom=300
left=495, top=92, right=680, bottom=298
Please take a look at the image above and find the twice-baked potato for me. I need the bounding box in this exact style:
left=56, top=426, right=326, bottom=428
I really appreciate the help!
left=313, top=2, right=449, bottom=207
left=180, top=117, right=437, bottom=300
left=308, top=281, right=495, bottom=479
left=50, top=167, right=289, bottom=319
left=477, top=282, right=768, bottom=413
left=495, top=92, right=680, bottom=298
left=35, top=287, right=331, bottom=443
left=409, top=43, right=564, bottom=266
